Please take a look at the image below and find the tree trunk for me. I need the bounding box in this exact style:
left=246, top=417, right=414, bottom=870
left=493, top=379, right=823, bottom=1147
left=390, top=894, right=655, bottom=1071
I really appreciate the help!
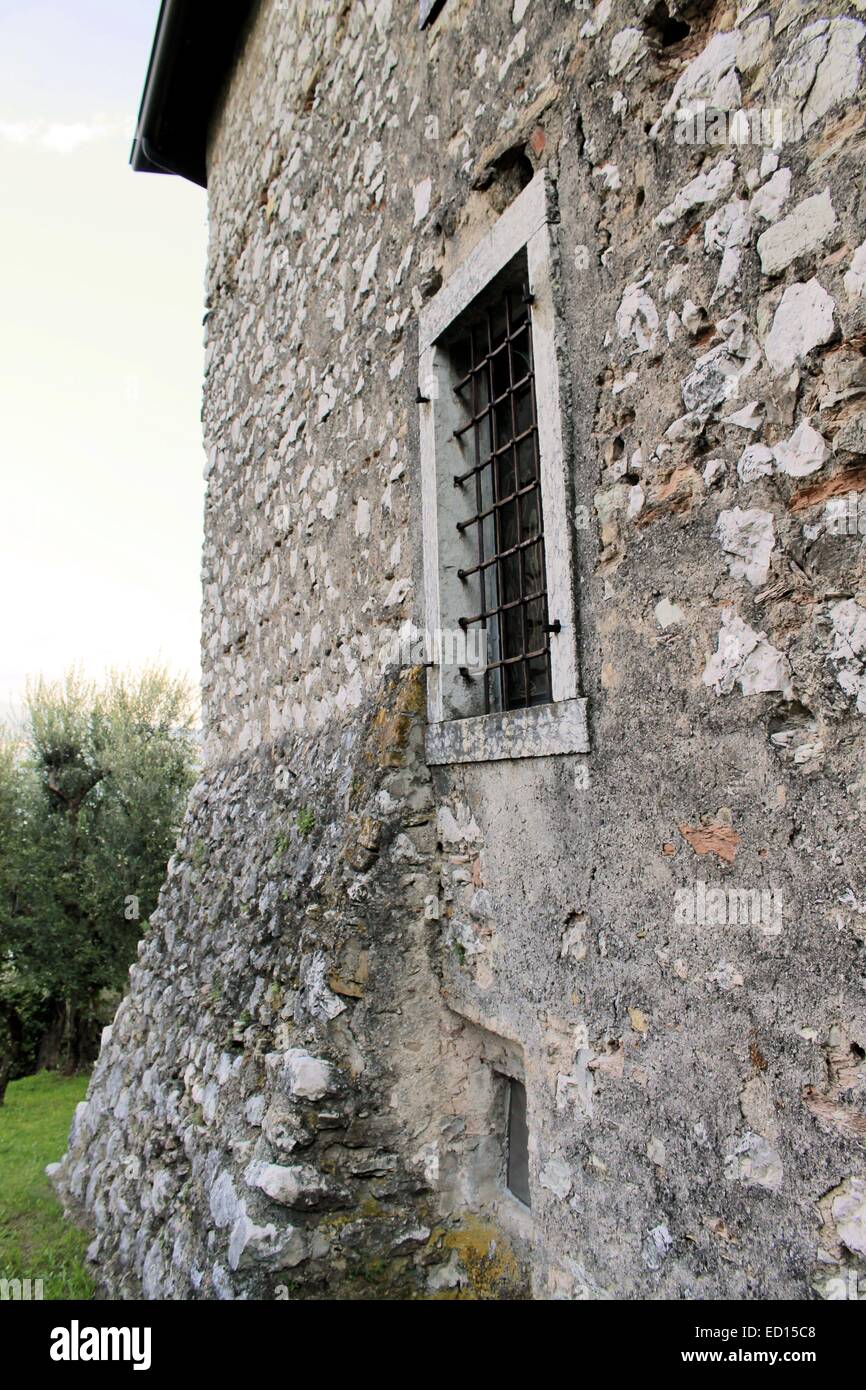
left=37, top=998, right=100, bottom=1072
left=0, top=1005, right=20, bottom=1104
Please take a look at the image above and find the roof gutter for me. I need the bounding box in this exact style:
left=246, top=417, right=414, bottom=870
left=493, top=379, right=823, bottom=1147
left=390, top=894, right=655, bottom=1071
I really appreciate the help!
left=130, top=0, right=255, bottom=188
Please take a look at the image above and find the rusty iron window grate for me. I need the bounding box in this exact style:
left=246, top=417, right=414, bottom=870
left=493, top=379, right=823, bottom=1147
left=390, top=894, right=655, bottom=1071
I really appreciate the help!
left=451, top=277, right=555, bottom=714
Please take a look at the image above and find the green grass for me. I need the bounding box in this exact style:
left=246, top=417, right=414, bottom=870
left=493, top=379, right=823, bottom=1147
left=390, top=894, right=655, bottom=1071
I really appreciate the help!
left=0, top=1071, right=95, bottom=1299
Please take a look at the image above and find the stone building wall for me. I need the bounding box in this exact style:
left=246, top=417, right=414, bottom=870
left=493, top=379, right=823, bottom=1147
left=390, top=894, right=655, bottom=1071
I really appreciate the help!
left=56, top=0, right=866, bottom=1299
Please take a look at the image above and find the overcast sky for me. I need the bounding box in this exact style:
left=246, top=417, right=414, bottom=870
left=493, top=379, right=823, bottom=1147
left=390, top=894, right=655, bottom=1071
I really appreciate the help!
left=0, top=0, right=207, bottom=714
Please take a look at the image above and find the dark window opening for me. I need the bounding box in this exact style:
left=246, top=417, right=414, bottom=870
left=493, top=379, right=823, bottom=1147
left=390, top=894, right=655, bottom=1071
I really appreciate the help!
left=506, top=1077, right=531, bottom=1207
left=450, top=263, right=553, bottom=715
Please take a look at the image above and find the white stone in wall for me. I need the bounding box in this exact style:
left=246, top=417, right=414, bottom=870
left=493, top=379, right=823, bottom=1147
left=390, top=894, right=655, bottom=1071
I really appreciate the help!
left=723, top=400, right=762, bottom=431
left=772, top=419, right=828, bottom=477
left=655, top=598, right=684, bottom=630
left=354, top=497, right=371, bottom=538
left=498, top=27, right=527, bottom=80
left=717, top=507, right=776, bottom=587
left=757, top=190, right=837, bottom=276
left=681, top=299, right=704, bottom=334
left=245, top=1095, right=266, bottom=1126
left=594, top=161, right=621, bottom=190
left=253, top=1163, right=329, bottom=1207
left=760, top=152, right=779, bottom=180
left=749, top=168, right=791, bottom=225
left=772, top=18, right=865, bottom=133
left=612, top=370, right=637, bottom=395
left=283, top=1048, right=333, bottom=1100
left=319, top=488, right=339, bottom=520
left=413, top=177, right=432, bottom=226
left=580, top=0, right=611, bottom=40
left=831, top=1178, right=866, bottom=1257
left=665, top=410, right=705, bottom=440
left=642, top=1223, right=673, bottom=1270
left=363, top=141, right=383, bottom=186
left=829, top=600, right=866, bottom=715
left=664, top=265, right=687, bottom=301
left=843, top=240, right=866, bottom=300
left=540, top=1158, right=573, bottom=1199
left=384, top=576, right=411, bottom=607
left=736, top=0, right=761, bottom=22
left=615, top=279, right=658, bottom=352
left=763, top=279, right=835, bottom=375
left=724, top=1132, right=783, bottom=1191
left=627, top=482, right=644, bottom=519
left=209, top=1170, right=242, bottom=1229
left=705, top=199, right=750, bottom=254
left=737, top=16, right=771, bottom=75
left=353, top=238, right=381, bottom=308
left=608, top=28, right=646, bottom=78
left=704, top=609, right=792, bottom=697
left=655, top=159, right=735, bottom=227
left=706, top=198, right=751, bottom=301
left=317, top=375, right=337, bottom=421
left=652, top=31, right=740, bottom=134
left=681, top=330, right=759, bottom=414
left=228, top=1211, right=306, bottom=1272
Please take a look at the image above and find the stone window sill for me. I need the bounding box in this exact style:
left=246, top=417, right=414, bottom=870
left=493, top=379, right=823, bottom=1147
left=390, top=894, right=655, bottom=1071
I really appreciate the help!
left=425, top=697, right=589, bottom=766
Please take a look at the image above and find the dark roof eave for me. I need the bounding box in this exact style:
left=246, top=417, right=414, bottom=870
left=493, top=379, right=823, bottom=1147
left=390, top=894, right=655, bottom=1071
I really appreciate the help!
left=130, top=133, right=206, bottom=185
left=130, top=0, right=255, bottom=188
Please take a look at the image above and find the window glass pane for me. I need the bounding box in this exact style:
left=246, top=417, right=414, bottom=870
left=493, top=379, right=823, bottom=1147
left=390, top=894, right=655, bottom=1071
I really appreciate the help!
left=506, top=1078, right=530, bottom=1207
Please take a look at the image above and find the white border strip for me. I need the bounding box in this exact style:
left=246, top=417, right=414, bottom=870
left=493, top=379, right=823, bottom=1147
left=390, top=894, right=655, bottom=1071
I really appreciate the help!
left=526, top=218, right=578, bottom=705
left=418, top=173, right=550, bottom=351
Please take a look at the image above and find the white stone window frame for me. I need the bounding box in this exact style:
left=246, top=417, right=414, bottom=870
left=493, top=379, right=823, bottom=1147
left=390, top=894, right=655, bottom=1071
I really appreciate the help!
left=418, top=171, right=588, bottom=766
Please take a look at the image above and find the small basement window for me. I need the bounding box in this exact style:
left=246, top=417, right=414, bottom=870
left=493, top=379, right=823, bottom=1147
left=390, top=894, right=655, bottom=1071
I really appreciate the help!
left=506, top=1077, right=531, bottom=1208
left=418, top=172, right=588, bottom=765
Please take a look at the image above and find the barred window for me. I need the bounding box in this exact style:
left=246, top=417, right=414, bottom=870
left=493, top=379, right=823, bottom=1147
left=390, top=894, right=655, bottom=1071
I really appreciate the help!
left=450, top=266, right=554, bottom=714
left=418, top=172, right=587, bottom=766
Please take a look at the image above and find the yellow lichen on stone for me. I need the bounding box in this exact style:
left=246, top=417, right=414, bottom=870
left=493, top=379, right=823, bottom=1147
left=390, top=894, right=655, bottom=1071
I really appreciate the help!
left=393, top=666, right=426, bottom=716
left=441, top=1218, right=528, bottom=1300
left=367, top=708, right=412, bottom=766
left=365, top=668, right=426, bottom=767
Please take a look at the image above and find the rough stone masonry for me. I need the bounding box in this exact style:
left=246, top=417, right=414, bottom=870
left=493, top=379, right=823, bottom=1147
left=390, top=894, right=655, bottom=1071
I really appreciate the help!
left=54, top=0, right=866, bottom=1299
